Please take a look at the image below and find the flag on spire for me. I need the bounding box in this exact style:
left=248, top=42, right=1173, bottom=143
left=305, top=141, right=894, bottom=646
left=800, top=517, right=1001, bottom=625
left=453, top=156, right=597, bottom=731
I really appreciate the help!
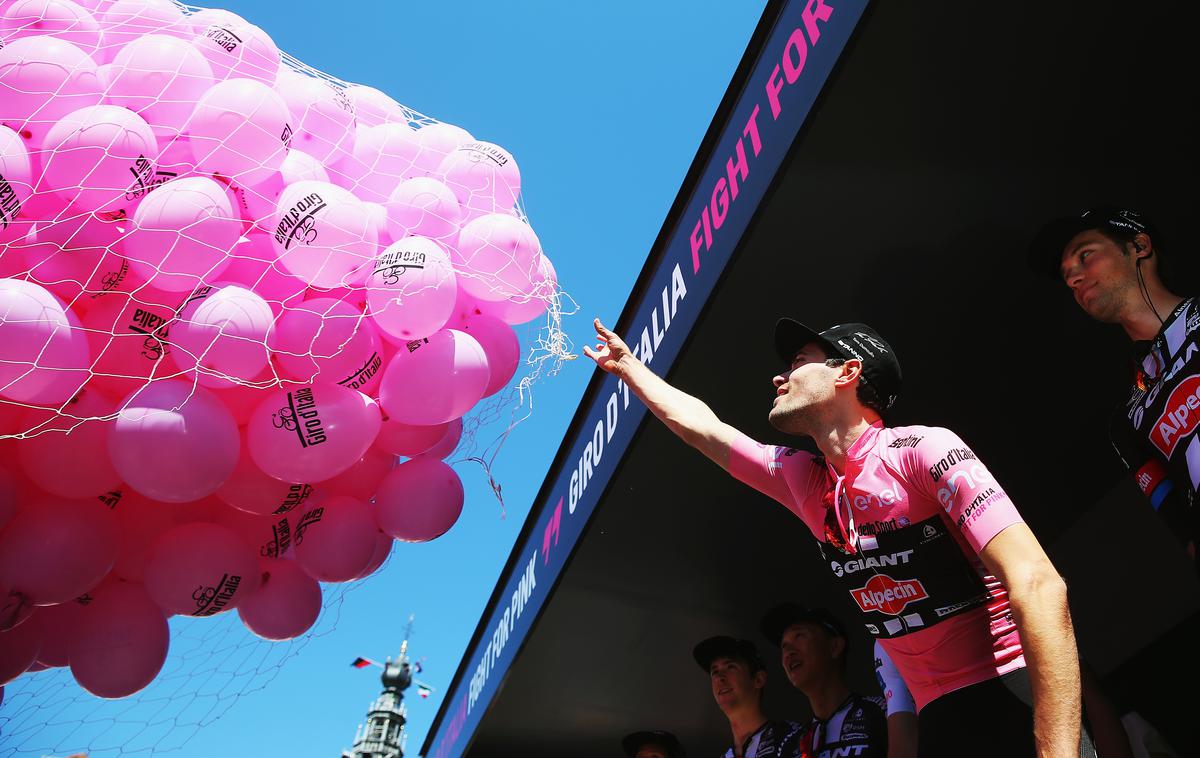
left=418, top=685, right=432, bottom=699
left=351, top=657, right=377, bottom=669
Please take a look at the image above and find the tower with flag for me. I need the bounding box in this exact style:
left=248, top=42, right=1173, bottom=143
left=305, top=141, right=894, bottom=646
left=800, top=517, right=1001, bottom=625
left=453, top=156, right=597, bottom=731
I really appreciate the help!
left=341, top=616, right=434, bottom=758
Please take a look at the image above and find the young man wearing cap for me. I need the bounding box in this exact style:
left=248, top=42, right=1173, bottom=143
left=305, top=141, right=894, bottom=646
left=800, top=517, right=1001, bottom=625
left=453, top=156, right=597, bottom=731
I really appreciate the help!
left=584, top=318, right=1087, bottom=757
left=1030, top=206, right=1197, bottom=567
left=692, top=635, right=803, bottom=757
left=760, top=603, right=895, bottom=758
left=622, top=729, right=688, bottom=758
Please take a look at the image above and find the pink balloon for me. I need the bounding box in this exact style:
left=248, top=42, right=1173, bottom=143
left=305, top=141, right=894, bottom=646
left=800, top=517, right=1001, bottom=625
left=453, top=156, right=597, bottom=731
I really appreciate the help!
left=69, top=581, right=168, bottom=697
left=0, top=125, right=34, bottom=231
left=39, top=104, right=157, bottom=214
left=417, top=416, right=463, bottom=461
left=293, top=494, right=377, bottom=582
left=354, top=528, right=393, bottom=580
left=366, top=236, right=457, bottom=343
left=375, top=457, right=464, bottom=542
left=455, top=313, right=518, bottom=397
left=17, top=388, right=121, bottom=498
left=213, top=500, right=295, bottom=559
left=217, top=444, right=315, bottom=517
left=123, top=176, right=239, bottom=292
left=0, top=36, right=103, bottom=150
left=34, top=594, right=87, bottom=667
left=187, top=78, right=290, bottom=187
left=143, top=521, right=260, bottom=616
left=0, top=466, right=18, bottom=531
left=343, top=84, right=405, bottom=128
left=108, top=380, right=240, bottom=503
left=220, top=233, right=308, bottom=317
left=232, top=148, right=328, bottom=233
left=452, top=213, right=543, bottom=303
left=343, top=123, right=420, bottom=204
left=237, top=557, right=320, bottom=640
left=0, top=278, right=90, bottom=403
left=169, top=282, right=272, bottom=388
left=0, top=0, right=103, bottom=57
left=274, top=69, right=355, bottom=165
left=81, top=290, right=176, bottom=399
left=107, top=34, right=214, bottom=139
left=0, top=611, right=40, bottom=685
left=374, top=417, right=449, bottom=457
left=269, top=296, right=383, bottom=392
left=272, top=180, right=378, bottom=289
left=18, top=209, right=143, bottom=311
left=246, top=382, right=381, bottom=483
left=409, top=122, right=473, bottom=177
left=383, top=177, right=462, bottom=245
left=313, top=445, right=394, bottom=501
left=110, top=488, right=175, bottom=582
left=188, top=10, right=279, bottom=84
left=97, top=0, right=186, bottom=63
left=0, top=498, right=118, bottom=605
left=378, top=329, right=489, bottom=425
left=436, top=141, right=520, bottom=217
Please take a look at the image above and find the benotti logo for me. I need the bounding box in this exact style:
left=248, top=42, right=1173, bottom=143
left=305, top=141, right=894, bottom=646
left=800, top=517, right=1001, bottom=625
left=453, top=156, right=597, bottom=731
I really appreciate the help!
left=1150, top=375, right=1200, bottom=456
left=0, top=173, right=22, bottom=230
left=272, top=387, right=328, bottom=448
left=274, top=192, right=325, bottom=249
left=851, top=575, right=928, bottom=615
left=192, top=573, right=242, bottom=616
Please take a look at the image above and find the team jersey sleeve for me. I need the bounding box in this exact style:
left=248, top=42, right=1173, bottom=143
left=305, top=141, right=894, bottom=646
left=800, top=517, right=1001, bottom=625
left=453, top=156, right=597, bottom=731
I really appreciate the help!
left=1109, top=408, right=1194, bottom=548
left=727, top=432, right=822, bottom=521
left=898, top=427, right=1025, bottom=554
left=873, top=641, right=915, bottom=716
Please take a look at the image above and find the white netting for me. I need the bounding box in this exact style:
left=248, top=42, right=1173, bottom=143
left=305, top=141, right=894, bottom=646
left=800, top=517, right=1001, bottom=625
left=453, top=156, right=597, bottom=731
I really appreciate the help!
left=0, top=0, right=574, bottom=753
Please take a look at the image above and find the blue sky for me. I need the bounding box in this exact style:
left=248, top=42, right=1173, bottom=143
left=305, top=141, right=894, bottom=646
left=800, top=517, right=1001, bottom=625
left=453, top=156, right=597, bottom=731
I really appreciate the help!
left=2, top=2, right=766, bottom=756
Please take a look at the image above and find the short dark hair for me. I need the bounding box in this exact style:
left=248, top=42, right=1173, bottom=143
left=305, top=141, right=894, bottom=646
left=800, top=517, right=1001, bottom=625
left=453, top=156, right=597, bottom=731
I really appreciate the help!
left=824, top=358, right=886, bottom=416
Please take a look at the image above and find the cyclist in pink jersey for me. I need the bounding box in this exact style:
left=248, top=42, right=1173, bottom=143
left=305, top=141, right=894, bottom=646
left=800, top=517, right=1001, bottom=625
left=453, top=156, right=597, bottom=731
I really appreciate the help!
left=584, top=317, right=1089, bottom=758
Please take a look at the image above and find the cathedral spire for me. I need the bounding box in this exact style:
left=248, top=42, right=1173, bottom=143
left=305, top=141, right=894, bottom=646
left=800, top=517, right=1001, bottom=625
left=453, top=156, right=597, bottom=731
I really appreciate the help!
left=341, top=615, right=419, bottom=758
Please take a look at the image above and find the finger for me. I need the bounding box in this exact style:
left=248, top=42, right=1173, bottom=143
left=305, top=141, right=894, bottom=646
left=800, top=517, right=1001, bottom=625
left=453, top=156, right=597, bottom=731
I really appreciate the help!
left=594, top=318, right=615, bottom=338
left=582, top=345, right=595, bottom=359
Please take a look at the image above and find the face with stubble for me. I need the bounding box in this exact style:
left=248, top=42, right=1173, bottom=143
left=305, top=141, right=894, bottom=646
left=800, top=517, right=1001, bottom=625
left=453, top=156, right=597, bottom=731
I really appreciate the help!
left=1060, top=229, right=1143, bottom=324
left=768, top=342, right=843, bottom=435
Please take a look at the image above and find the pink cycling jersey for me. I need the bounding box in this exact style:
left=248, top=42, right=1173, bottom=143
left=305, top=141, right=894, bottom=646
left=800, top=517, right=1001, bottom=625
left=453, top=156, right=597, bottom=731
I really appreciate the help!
left=730, top=421, right=1026, bottom=711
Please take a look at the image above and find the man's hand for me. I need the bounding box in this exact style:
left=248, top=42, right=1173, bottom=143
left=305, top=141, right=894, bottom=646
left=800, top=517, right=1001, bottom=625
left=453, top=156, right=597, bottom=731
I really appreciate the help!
left=582, top=318, right=638, bottom=378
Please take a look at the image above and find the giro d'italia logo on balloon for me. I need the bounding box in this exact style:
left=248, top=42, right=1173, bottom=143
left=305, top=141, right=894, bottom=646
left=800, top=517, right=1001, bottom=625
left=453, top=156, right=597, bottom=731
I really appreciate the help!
left=0, top=0, right=559, bottom=701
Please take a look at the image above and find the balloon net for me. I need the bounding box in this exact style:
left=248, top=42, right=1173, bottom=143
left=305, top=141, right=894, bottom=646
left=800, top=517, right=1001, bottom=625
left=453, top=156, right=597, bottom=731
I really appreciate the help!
left=0, top=0, right=575, bottom=754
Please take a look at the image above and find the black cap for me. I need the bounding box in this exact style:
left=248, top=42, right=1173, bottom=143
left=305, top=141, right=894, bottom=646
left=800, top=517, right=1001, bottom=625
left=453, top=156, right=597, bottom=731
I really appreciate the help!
left=692, top=635, right=766, bottom=673
left=621, top=730, right=687, bottom=758
left=759, top=603, right=848, bottom=647
left=774, top=320, right=902, bottom=411
left=1027, top=205, right=1160, bottom=279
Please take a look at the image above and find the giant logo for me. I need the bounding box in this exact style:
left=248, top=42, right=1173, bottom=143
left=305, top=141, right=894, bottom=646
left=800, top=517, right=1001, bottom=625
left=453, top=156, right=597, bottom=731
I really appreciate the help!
left=851, top=575, right=928, bottom=615
left=1149, top=375, right=1200, bottom=457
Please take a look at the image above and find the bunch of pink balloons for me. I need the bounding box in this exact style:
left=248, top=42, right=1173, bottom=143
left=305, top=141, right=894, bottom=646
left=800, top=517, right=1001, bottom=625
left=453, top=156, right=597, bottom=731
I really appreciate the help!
left=0, top=0, right=555, bottom=700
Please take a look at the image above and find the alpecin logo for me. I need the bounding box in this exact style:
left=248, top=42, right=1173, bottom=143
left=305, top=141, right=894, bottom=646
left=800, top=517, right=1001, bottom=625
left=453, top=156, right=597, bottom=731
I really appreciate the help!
left=461, top=142, right=509, bottom=167
left=124, top=155, right=175, bottom=200
left=372, top=247, right=428, bottom=286
left=1149, top=374, right=1200, bottom=457
left=274, top=192, right=325, bottom=249
left=272, top=387, right=328, bottom=448
left=191, top=573, right=242, bottom=616
left=0, top=173, right=23, bottom=230
left=203, top=24, right=242, bottom=52
left=340, top=351, right=382, bottom=392
left=127, top=307, right=170, bottom=361
left=851, top=574, right=928, bottom=615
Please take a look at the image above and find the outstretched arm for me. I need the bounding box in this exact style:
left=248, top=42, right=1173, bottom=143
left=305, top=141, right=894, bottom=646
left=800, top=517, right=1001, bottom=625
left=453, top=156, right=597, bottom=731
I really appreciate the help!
left=979, top=525, right=1081, bottom=758
left=582, top=318, right=743, bottom=470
